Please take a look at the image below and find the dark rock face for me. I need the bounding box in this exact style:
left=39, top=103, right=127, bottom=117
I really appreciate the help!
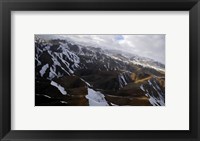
left=35, top=37, right=165, bottom=106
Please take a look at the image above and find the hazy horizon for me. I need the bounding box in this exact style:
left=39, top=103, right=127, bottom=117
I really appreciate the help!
left=36, top=34, right=165, bottom=64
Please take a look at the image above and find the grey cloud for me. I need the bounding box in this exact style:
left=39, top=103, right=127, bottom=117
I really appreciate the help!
left=38, top=34, right=165, bottom=64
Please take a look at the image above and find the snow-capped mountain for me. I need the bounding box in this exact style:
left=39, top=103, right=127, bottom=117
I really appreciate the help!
left=35, top=36, right=165, bottom=106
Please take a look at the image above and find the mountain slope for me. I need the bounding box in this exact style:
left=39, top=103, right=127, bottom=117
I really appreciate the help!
left=35, top=36, right=165, bottom=106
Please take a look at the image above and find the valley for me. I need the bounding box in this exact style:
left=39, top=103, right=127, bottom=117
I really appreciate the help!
left=35, top=36, right=165, bottom=106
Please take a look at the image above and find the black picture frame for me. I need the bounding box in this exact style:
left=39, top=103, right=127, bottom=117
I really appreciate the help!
left=0, top=0, right=199, bottom=140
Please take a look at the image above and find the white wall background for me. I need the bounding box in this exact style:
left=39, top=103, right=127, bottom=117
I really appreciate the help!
left=11, top=11, right=189, bottom=130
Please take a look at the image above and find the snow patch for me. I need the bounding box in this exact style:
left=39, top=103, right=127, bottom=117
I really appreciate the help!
left=80, top=78, right=91, bottom=87
left=140, top=80, right=165, bottom=106
left=110, top=102, right=118, bottom=106
left=50, top=81, right=67, bottom=95
left=118, top=73, right=128, bottom=88
left=43, top=95, right=51, bottom=99
left=60, top=101, right=68, bottom=104
left=140, top=85, right=145, bottom=91
left=39, top=64, right=49, bottom=77
left=148, top=94, right=160, bottom=106
left=85, top=88, right=109, bottom=106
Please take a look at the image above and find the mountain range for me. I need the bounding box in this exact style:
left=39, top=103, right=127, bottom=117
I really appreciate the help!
left=35, top=36, right=165, bottom=106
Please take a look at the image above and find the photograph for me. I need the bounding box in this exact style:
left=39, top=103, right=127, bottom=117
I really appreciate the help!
left=35, top=34, right=165, bottom=106
left=2, top=0, right=199, bottom=140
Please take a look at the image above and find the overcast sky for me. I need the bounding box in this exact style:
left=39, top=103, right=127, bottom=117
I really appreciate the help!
left=38, top=34, right=165, bottom=64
